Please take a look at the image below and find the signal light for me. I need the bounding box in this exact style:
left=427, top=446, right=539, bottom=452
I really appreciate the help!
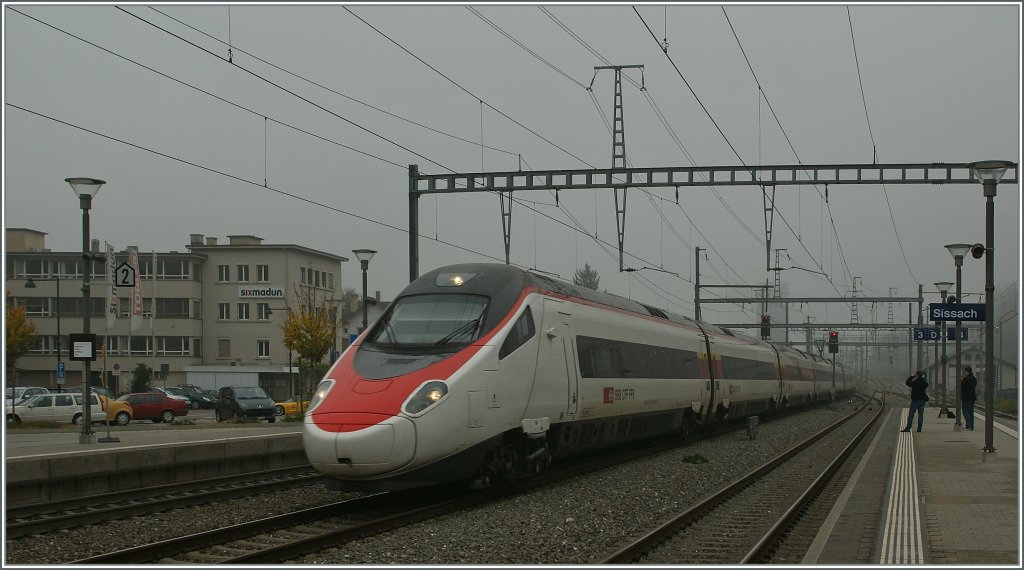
left=828, top=330, right=839, bottom=353
left=761, top=314, right=771, bottom=339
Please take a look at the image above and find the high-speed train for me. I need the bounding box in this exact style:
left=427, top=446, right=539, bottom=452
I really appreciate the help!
left=304, top=263, right=851, bottom=491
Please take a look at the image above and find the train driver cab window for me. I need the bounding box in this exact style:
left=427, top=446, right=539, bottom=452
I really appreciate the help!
left=499, top=306, right=535, bottom=359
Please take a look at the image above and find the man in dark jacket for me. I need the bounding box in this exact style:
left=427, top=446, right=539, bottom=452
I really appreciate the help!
left=961, top=367, right=978, bottom=430
left=901, top=370, right=929, bottom=432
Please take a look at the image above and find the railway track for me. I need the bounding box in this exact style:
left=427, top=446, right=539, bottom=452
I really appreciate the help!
left=596, top=393, right=883, bottom=564
left=63, top=403, right=843, bottom=564
left=5, top=466, right=323, bottom=538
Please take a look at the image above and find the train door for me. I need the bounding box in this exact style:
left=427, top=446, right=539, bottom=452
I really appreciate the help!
left=700, top=337, right=720, bottom=425
left=529, top=298, right=578, bottom=423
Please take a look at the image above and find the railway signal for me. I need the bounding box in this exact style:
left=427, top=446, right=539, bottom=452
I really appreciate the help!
left=828, top=330, right=839, bottom=353
left=761, top=314, right=770, bottom=339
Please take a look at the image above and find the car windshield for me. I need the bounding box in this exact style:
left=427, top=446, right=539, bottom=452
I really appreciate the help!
left=234, top=387, right=268, bottom=399
left=366, top=294, right=488, bottom=346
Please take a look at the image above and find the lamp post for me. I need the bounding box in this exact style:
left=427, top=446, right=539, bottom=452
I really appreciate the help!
left=352, top=249, right=376, bottom=333
left=945, top=243, right=972, bottom=430
left=67, top=177, right=105, bottom=444
left=933, top=281, right=953, bottom=416
left=968, top=160, right=1011, bottom=460
left=25, top=277, right=63, bottom=392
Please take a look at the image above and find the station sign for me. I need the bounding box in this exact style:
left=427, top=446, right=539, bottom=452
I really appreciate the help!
left=912, top=327, right=970, bottom=341
left=928, top=303, right=986, bottom=322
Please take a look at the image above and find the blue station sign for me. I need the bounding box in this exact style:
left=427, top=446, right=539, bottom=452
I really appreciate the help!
left=912, top=327, right=970, bottom=341
left=929, top=303, right=986, bottom=322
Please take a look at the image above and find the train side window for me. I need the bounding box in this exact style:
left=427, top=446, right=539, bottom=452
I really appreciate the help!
left=499, top=306, right=535, bottom=359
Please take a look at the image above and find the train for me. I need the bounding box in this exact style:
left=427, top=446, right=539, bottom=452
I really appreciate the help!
left=303, top=263, right=852, bottom=491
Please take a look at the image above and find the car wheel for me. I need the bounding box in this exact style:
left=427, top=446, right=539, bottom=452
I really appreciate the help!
left=72, top=413, right=84, bottom=427
left=8, top=414, right=21, bottom=424
left=274, top=405, right=285, bottom=416
left=115, top=411, right=131, bottom=426
left=161, top=410, right=176, bottom=424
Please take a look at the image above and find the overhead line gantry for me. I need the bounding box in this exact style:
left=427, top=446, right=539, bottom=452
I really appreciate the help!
left=407, top=161, right=1018, bottom=281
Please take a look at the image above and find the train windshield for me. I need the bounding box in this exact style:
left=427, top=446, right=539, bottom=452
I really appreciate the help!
left=367, top=294, right=488, bottom=346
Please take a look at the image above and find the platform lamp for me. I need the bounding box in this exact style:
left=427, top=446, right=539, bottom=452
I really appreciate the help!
left=967, top=159, right=1012, bottom=461
left=945, top=243, right=973, bottom=431
left=67, top=177, right=105, bottom=444
left=933, top=281, right=953, bottom=418
left=352, top=249, right=376, bottom=333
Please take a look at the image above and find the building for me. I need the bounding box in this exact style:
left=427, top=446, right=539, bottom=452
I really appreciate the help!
left=5, top=229, right=347, bottom=401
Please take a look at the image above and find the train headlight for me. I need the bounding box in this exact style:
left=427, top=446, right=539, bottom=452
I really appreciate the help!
left=308, top=379, right=335, bottom=412
left=403, top=380, right=448, bottom=416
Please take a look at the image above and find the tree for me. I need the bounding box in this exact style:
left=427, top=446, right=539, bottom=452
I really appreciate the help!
left=6, top=302, right=37, bottom=382
left=131, top=363, right=154, bottom=393
left=574, top=262, right=601, bottom=290
left=280, top=282, right=339, bottom=401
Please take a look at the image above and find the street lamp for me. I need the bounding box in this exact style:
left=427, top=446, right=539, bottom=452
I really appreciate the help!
left=934, top=281, right=953, bottom=417
left=25, top=277, right=63, bottom=392
left=968, top=159, right=1012, bottom=461
left=67, top=176, right=105, bottom=444
left=945, top=242, right=972, bottom=430
left=352, top=249, right=376, bottom=333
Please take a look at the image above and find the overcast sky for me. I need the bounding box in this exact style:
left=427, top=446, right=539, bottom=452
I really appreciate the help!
left=3, top=2, right=1021, bottom=336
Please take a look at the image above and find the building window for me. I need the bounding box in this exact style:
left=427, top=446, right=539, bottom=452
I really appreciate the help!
left=300, top=267, right=307, bottom=284
left=161, top=259, right=188, bottom=279
left=257, top=303, right=271, bottom=320
left=257, top=264, right=269, bottom=282
left=257, top=339, right=270, bottom=358
left=218, top=265, right=230, bottom=282
left=159, top=337, right=190, bottom=356
left=237, top=303, right=250, bottom=320
left=237, top=264, right=249, bottom=282
left=218, top=338, right=231, bottom=358
left=218, top=303, right=230, bottom=320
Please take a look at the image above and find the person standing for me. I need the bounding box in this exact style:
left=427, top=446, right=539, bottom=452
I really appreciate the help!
left=901, top=370, right=929, bottom=432
left=961, top=366, right=978, bottom=431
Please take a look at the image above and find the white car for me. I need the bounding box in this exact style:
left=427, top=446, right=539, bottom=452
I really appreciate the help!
left=5, top=386, right=50, bottom=407
left=6, top=393, right=105, bottom=426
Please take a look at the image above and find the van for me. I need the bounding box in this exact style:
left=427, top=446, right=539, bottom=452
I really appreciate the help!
left=214, top=386, right=276, bottom=423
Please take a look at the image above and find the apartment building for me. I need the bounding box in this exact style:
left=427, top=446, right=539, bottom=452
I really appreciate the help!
left=5, top=229, right=347, bottom=400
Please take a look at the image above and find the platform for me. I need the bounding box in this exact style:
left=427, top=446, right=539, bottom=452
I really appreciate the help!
left=805, top=403, right=1020, bottom=565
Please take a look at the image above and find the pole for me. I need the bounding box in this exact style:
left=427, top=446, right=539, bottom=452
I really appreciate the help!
left=954, top=258, right=963, bottom=429
left=916, top=284, right=923, bottom=373
left=80, top=194, right=95, bottom=444
left=360, top=261, right=369, bottom=332
left=983, top=181, right=996, bottom=457
left=56, top=277, right=62, bottom=392
left=694, top=247, right=702, bottom=321
left=409, top=164, right=419, bottom=282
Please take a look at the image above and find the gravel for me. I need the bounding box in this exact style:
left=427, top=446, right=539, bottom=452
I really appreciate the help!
left=4, top=404, right=852, bottom=565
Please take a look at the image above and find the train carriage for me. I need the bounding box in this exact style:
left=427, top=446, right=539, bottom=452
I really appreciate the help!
left=304, top=263, right=834, bottom=491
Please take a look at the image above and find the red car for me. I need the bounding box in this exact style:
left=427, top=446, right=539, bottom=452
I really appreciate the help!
left=116, top=392, right=189, bottom=423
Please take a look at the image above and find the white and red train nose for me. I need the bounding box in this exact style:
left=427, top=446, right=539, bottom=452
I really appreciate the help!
left=304, top=413, right=417, bottom=477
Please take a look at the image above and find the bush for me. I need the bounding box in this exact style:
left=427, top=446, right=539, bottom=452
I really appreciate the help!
left=994, top=399, right=1017, bottom=414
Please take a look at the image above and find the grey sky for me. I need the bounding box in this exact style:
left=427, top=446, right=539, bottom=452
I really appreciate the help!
left=3, top=2, right=1021, bottom=333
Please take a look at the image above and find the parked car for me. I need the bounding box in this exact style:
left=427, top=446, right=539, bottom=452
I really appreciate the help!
left=153, top=386, right=190, bottom=403
left=215, top=386, right=276, bottom=423
left=273, top=398, right=311, bottom=416
left=5, top=386, right=50, bottom=407
left=6, top=392, right=105, bottom=426
left=64, top=386, right=109, bottom=397
left=99, top=395, right=134, bottom=426
left=116, top=392, right=189, bottom=423
left=174, top=385, right=217, bottom=409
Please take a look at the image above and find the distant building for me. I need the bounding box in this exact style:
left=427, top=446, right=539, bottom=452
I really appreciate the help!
left=4, top=229, right=348, bottom=401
